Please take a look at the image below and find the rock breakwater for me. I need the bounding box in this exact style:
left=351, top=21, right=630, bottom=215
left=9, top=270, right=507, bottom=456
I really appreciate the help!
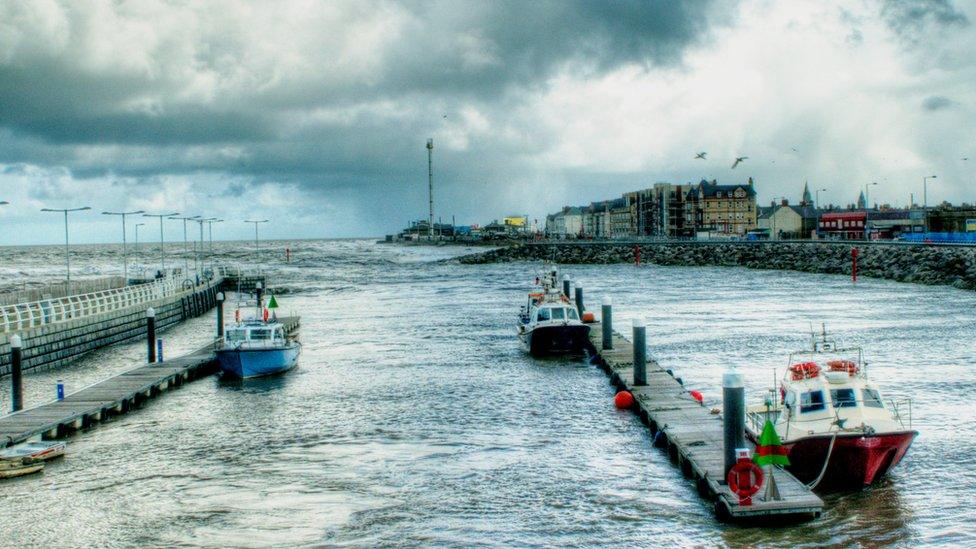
left=458, top=241, right=976, bottom=290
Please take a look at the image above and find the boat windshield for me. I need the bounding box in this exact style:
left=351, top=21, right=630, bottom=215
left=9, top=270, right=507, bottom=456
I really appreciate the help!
left=862, top=388, right=884, bottom=408
left=800, top=390, right=826, bottom=413
left=537, top=308, right=551, bottom=322
left=226, top=330, right=248, bottom=342
left=551, top=308, right=565, bottom=320
left=831, top=388, right=857, bottom=408
left=250, top=329, right=272, bottom=340
left=567, top=308, right=579, bottom=320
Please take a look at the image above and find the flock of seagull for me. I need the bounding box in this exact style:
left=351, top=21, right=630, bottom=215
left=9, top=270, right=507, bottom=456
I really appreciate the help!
left=696, top=150, right=971, bottom=169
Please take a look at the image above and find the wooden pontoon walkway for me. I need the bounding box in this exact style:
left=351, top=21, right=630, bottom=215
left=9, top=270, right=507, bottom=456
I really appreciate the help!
left=0, top=316, right=300, bottom=448
left=586, top=322, right=823, bottom=523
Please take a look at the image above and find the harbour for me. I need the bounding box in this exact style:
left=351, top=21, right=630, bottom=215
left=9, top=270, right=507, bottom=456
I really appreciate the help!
left=0, top=240, right=970, bottom=545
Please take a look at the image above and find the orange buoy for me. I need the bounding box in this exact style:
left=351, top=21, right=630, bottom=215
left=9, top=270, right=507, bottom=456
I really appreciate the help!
left=581, top=311, right=596, bottom=323
left=689, top=390, right=704, bottom=403
left=614, top=390, right=634, bottom=409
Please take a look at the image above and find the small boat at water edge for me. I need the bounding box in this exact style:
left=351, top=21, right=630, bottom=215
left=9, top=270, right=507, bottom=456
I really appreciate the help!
left=0, top=457, right=44, bottom=479
left=217, top=318, right=301, bottom=379
left=517, top=268, right=590, bottom=356
left=746, top=327, right=917, bottom=490
left=0, top=440, right=66, bottom=461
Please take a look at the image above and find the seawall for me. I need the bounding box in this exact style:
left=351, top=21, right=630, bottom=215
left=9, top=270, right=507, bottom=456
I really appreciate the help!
left=458, top=241, right=976, bottom=290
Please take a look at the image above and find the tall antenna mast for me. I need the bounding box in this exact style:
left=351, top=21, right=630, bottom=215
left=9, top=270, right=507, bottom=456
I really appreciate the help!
left=426, top=138, right=434, bottom=240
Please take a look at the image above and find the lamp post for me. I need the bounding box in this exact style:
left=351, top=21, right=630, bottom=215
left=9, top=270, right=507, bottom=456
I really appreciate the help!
left=40, top=206, right=92, bottom=295
left=101, top=210, right=145, bottom=284
left=134, top=222, right=146, bottom=251
left=864, top=182, right=878, bottom=210
left=769, top=196, right=785, bottom=240
left=194, top=218, right=216, bottom=275
left=923, top=175, right=937, bottom=209
left=143, top=212, right=180, bottom=276
left=244, top=219, right=269, bottom=252
left=170, top=215, right=200, bottom=277
left=206, top=218, right=223, bottom=269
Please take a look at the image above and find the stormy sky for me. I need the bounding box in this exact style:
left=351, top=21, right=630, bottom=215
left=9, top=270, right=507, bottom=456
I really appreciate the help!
left=0, top=0, right=974, bottom=243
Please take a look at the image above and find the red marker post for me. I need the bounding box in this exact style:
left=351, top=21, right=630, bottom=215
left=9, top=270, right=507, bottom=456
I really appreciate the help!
left=851, top=247, right=859, bottom=283
left=634, top=245, right=641, bottom=267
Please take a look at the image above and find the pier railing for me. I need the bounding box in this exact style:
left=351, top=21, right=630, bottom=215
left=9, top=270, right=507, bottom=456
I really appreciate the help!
left=0, top=274, right=218, bottom=334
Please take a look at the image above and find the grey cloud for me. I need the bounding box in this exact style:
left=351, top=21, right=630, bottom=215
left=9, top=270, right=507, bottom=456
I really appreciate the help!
left=881, top=0, right=968, bottom=38
left=922, top=95, right=956, bottom=111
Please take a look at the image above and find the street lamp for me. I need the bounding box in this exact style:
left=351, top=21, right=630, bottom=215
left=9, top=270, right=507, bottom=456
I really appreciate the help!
left=134, top=222, right=146, bottom=250
left=244, top=219, right=269, bottom=251
left=864, top=182, right=878, bottom=210
left=814, top=188, right=827, bottom=210
left=40, top=206, right=92, bottom=295
left=768, top=196, right=785, bottom=240
left=206, top=219, right=223, bottom=269
left=170, top=215, right=201, bottom=277
left=101, top=209, right=145, bottom=283
left=923, top=175, right=937, bottom=209
left=143, top=212, right=180, bottom=276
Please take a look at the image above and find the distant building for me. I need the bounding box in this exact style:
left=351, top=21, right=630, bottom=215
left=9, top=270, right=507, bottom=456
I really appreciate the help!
left=686, top=179, right=758, bottom=236
left=503, top=215, right=528, bottom=229
left=757, top=200, right=819, bottom=239
left=819, top=211, right=867, bottom=240
left=545, top=206, right=584, bottom=238
left=926, top=207, right=976, bottom=233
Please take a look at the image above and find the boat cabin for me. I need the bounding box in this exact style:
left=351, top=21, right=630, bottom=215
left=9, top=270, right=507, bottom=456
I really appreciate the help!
left=532, top=304, right=580, bottom=324
left=225, top=321, right=287, bottom=348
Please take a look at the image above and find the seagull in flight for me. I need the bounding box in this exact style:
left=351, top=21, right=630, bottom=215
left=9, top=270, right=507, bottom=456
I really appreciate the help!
left=963, top=157, right=970, bottom=161
left=731, top=156, right=748, bottom=169
left=694, top=152, right=707, bottom=159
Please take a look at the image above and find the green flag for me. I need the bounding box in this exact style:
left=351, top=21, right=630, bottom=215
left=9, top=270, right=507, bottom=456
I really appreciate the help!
left=267, top=295, right=279, bottom=309
left=753, top=420, right=790, bottom=467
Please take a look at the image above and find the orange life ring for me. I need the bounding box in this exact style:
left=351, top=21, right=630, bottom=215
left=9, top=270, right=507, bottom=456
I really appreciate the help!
left=827, top=360, right=858, bottom=375
left=727, top=460, right=764, bottom=502
left=790, top=361, right=820, bottom=381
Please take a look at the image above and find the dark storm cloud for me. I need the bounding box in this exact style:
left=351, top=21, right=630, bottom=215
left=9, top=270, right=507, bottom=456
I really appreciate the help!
left=922, top=95, right=956, bottom=111
left=881, top=0, right=968, bottom=38
left=0, top=0, right=730, bottom=159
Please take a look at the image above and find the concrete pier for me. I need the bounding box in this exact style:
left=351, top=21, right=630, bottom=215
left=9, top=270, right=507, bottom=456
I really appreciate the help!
left=585, top=321, right=822, bottom=523
left=0, top=316, right=300, bottom=448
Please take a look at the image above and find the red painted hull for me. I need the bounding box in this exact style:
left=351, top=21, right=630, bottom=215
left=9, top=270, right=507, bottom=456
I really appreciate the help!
left=780, top=431, right=917, bottom=490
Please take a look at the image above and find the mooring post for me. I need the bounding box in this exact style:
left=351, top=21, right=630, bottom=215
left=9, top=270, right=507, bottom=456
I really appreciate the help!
left=256, top=281, right=264, bottom=310
left=633, top=318, right=647, bottom=386
left=216, top=292, right=225, bottom=339
left=575, top=285, right=584, bottom=316
left=562, top=275, right=571, bottom=299
left=601, top=297, right=613, bottom=350
left=146, top=307, right=157, bottom=363
left=10, top=334, right=23, bottom=412
left=56, top=380, right=64, bottom=401
left=723, top=366, right=746, bottom=481
left=851, top=246, right=859, bottom=283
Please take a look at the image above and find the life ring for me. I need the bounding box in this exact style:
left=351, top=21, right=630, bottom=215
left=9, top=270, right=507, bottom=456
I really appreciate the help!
left=827, top=360, right=858, bottom=375
left=727, top=460, right=764, bottom=502
left=790, top=361, right=820, bottom=381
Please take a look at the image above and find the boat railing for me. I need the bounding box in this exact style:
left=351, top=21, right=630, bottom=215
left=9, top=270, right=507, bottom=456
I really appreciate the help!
left=888, top=398, right=913, bottom=430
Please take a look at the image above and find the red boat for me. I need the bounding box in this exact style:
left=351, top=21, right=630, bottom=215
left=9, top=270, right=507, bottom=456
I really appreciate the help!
left=746, top=327, right=917, bottom=490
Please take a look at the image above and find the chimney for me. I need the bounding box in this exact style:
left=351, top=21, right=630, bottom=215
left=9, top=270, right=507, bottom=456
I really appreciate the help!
left=781, top=199, right=789, bottom=207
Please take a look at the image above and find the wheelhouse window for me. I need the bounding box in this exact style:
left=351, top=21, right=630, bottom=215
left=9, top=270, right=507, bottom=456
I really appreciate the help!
left=551, top=308, right=566, bottom=320
left=250, top=329, right=272, bottom=340
left=227, top=330, right=247, bottom=342
left=831, top=388, right=857, bottom=408
left=862, top=388, right=884, bottom=408
left=567, top=308, right=579, bottom=320
left=800, top=390, right=826, bottom=413
left=536, top=308, right=551, bottom=322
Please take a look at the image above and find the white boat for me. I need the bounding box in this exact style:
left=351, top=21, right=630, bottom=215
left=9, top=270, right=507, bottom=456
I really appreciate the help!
left=218, top=318, right=301, bottom=379
left=0, top=457, right=44, bottom=479
left=0, top=441, right=66, bottom=461
left=516, top=269, right=590, bottom=356
left=746, top=327, right=916, bottom=490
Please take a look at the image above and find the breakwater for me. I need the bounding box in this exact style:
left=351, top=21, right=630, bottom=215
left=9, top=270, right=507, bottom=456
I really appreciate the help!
left=458, top=241, right=976, bottom=290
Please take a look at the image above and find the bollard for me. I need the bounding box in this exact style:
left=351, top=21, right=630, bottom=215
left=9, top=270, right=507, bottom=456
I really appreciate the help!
left=10, top=335, right=23, bottom=412
left=601, top=297, right=613, bottom=350
left=575, top=286, right=584, bottom=316
left=633, top=318, right=647, bottom=386
left=146, top=307, right=157, bottom=363
left=851, top=247, right=859, bottom=283
left=256, top=281, right=264, bottom=310
left=157, top=339, right=164, bottom=362
left=56, top=380, right=65, bottom=401
left=216, top=292, right=225, bottom=339
left=562, top=275, right=571, bottom=299
left=723, top=366, right=746, bottom=481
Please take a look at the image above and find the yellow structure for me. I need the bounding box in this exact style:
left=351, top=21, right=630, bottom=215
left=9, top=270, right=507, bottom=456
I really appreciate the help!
left=503, top=216, right=528, bottom=227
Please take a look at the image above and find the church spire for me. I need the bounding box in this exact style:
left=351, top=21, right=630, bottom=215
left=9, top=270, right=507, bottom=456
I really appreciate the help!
left=857, top=190, right=866, bottom=209
left=801, top=181, right=812, bottom=206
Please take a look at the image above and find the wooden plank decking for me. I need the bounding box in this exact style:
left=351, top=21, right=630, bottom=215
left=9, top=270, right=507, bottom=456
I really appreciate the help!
left=585, top=321, right=823, bottom=523
left=0, top=316, right=300, bottom=448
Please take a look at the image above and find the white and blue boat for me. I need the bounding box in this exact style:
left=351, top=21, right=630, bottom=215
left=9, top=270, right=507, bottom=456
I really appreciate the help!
left=217, top=319, right=301, bottom=379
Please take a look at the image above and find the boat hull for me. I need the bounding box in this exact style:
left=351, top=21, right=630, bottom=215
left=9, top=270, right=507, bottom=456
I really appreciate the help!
left=0, top=459, right=44, bottom=479
left=519, top=324, right=591, bottom=356
left=0, top=441, right=66, bottom=461
left=760, top=430, right=918, bottom=490
left=217, top=343, right=301, bottom=379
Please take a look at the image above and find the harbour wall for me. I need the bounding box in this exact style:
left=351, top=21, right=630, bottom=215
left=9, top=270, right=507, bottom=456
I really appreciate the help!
left=0, top=282, right=221, bottom=377
left=458, top=241, right=976, bottom=290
